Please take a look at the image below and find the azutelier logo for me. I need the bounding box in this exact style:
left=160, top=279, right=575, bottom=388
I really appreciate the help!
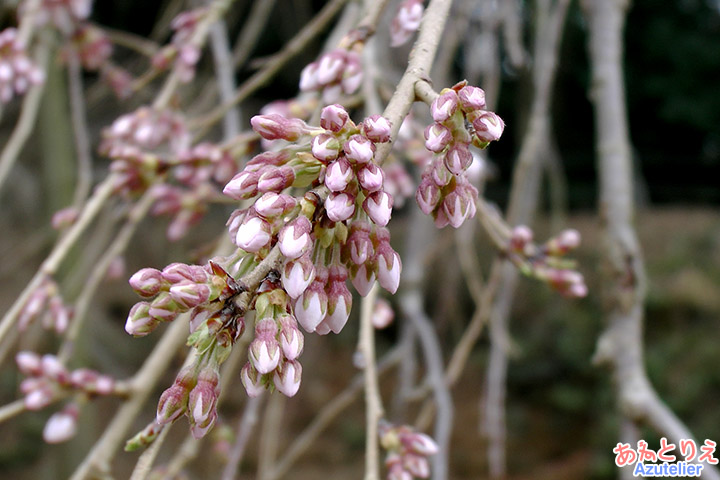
left=613, top=438, right=718, bottom=478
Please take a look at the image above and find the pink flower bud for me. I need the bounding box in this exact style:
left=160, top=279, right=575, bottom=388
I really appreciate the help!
left=125, top=302, right=160, bottom=336
left=169, top=282, right=210, bottom=309
left=344, top=222, right=374, bottom=266
left=223, top=170, right=260, bottom=200
left=249, top=334, right=281, bottom=375
left=129, top=268, right=166, bottom=298
left=156, top=383, right=189, bottom=425
left=282, top=254, right=316, bottom=299
left=148, top=292, right=182, bottom=321
left=312, top=133, right=341, bottom=162
left=257, top=166, right=295, bottom=193
left=322, top=265, right=352, bottom=334
left=316, top=50, right=346, bottom=85
left=510, top=225, right=533, bottom=252
left=245, top=151, right=291, bottom=171
left=273, top=359, right=302, bottom=397
left=51, top=206, right=79, bottom=230
left=357, top=163, right=385, bottom=192
left=444, top=144, right=473, bottom=175
left=250, top=114, right=311, bottom=141
left=371, top=298, right=394, bottom=329
left=390, top=0, right=424, bottom=47
left=299, top=62, right=319, bottom=91
left=41, top=354, right=69, bottom=383
left=254, top=192, right=296, bottom=218
left=235, top=216, right=272, bottom=252
left=278, top=216, right=312, bottom=259
left=363, top=191, right=393, bottom=227
left=325, top=192, right=356, bottom=222
left=188, top=369, right=219, bottom=437
left=278, top=315, right=304, bottom=360
left=241, top=362, right=265, bottom=397
left=415, top=177, right=441, bottom=215
left=294, top=268, right=328, bottom=333
left=340, top=51, right=362, bottom=94
left=470, top=110, right=505, bottom=143
left=24, top=384, right=55, bottom=410
left=401, top=431, right=439, bottom=455
left=320, top=104, right=349, bottom=132
left=344, top=135, right=375, bottom=164
left=545, top=228, right=581, bottom=256
left=16, top=351, right=42, bottom=376
left=43, top=404, right=79, bottom=444
left=322, top=83, right=343, bottom=103
left=457, top=85, right=486, bottom=112
left=351, top=263, right=376, bottom=297
left=431, top=90, right=459, bottom=123
left=324, top=157, right=354, bottom=192
left=161, top=263, right=208, bottom=284
left=375, top=239, right=402, bottom=294
left=442, top=189, right=470, bottom=228
left=430, top=158, right=452, bottom=186
left=404, top=454, right=430, bottom=478
left=424, top=123, right=452, bottom=153
left=362, top=115, right=392, bottom=143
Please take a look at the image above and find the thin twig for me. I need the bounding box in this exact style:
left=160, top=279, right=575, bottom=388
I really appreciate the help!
left=221, top=394, right=264, bottom=480
left=129, top=423, right=172, bottom=480
left=209, top=17, right=242, bottom=139
left=0, top=399, right=25, bottom=424
left=257, top=392, right=285, bottom=480
left=67, top=53, right=95, bottom=214
left=231, top=0, right=277, bottom=67
left=359, top=284, right=383, bottom=480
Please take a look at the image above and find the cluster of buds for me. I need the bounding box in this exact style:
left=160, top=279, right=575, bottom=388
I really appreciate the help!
left=416, top=81, right=504, bottom=228
left=299, top=45, right=363, bottom=103
left=379, top=421, right=439, bottom=479
left=126, top=261, right=244, bottom=338
left=67, top=23, right=112, bottom=70
left=149, top=141, right=247, bottom=241
left=507, top=225, right=587, bottom=298
left=18, top=276, right=71, bottom=333
left=155, top=362, right=222, bottom=439
left=0, top=28, right=45, bottom=103
left=99, top=106, right=190, bottom=193
left=152, top=8, right=206, bottom=83
left=390, top=0, right=424, bottom=47
left=16, top=351, right=116, bottom=433
left=30, top=0, right=92, bottom=34
left=241, top=288, right=305, bottom=397
left=223, top=105, right=402, bottom=333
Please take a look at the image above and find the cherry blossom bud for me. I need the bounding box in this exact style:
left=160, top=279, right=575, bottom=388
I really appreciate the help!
left=375, top=238, right=402, bottom=294
left=545, top=228, right=581, bottom=256
left=156, top=383, right=189, bottom=425
left=235, top=216, right=272, bottom=252
left=457, top=85, right=486, bottom=112
left=294, top=268, right=328, bottom=333
left=390, top=0, right=424, bottom=47
left=322, top=83, right=343, bottom=103
left=444, top=144, right=473, bottom=175
left=223, top=170, right=260, bottom=200
left=431, top=90, right=459, bottom=123
left=404, top=454, right=430, bottom=478
left=51, top=206, right=79, bottom=229
left=278, top=216, right=312, bottom=259
left=363, top=191, right=393, bottom=227
left=371, top=298, right=394, bottom=329
left=278, top=315, right=304, bottom=360
left=430, top=159, right=452, bottom=186
left=169, top=282, right=210, bottom=309
left=254, top=192, right=296, bottom=218
left=345, top=222, right=374, bottom=266
left=16, top=351, right=42, bottom=376
left=162, top=263, right=208, bottom=284
left=442, top=189, right=470, bottom=228
left=320, top=104, right=349, bottom=132
left=245, top=150, right=291, bottom=171
left=148, top=292, right=183, bottom=321
left=341, top=52, right=363, bottom=94
left=188, top=368, right=219, bottom=438
left=273, top=359, right=302, bottom=397
left=249, top=319, right=281, bottom=374
left=402, top=432, right=439, bottom=455
left=282, top=254, right=316, bottom=299
left=43, top=404, right=79, bottom=444
left=344, top=135, right=375, bottom=164
left=299, top=62, right=319, bottom=91
left=415, top=177, right=441, bottom=215
left=257, top=166, right=295, bottom=193
left=470, top=110, right=505, bottom=143
left=351, top=263, right=376, bottom=297
left=322, top=265, right=352, bottom=334
left=316, top=50, right=345, bottom=85
left=510, top=225, right=533, bottom=252
left=325, top=192, right=356, bottom=222
left=129, top=268, right=166, bottom=297
left=241, top=363, right=265, bottom=397
left=324, top=157, right=354, bottom=192
left=358, top=163, right=385, bottom=192
left=362, top=115, right=392, bottom=143
left=125, top=302, right=160, bottom=336
left=424, top=123, right=452, bottom=153
left=40, top=355, right=68, bottom=384
left=24, top=385, right=55, bottom=410
left=312, top=133, right=341, bottom=162
left=250, top=114, right=311, bottom=141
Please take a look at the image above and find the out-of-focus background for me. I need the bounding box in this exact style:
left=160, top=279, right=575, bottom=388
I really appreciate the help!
left=0, top=0, right=718, bottom=478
